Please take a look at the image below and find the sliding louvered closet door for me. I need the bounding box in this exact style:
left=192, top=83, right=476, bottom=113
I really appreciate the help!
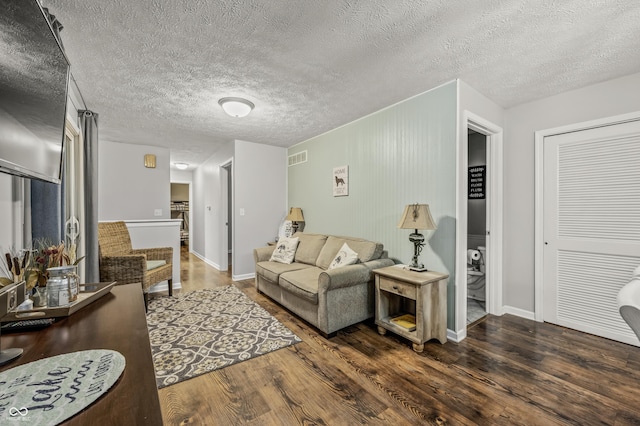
left=543, top=119, right=640, bottom=345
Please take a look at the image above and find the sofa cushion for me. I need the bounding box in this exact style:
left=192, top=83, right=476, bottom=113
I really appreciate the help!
left=255, top=261, right=313, bottom=283
left=316, top=236, right=383, bottom=269
left=270, top=236, right=299, bottom=264
left=279, top=267, right=323, bottom=305
left=293, top=233, right=328, bottom=265
left=328, top=243, right=359, bottom=270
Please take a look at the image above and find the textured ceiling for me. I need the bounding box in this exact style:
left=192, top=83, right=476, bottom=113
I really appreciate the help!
left=44, top=0, right=640, bottom=169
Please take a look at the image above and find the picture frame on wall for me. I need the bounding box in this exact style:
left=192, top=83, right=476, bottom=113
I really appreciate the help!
left=468, top=165, right=486, bottom=199
left=333, top=165, right=349, bottom=197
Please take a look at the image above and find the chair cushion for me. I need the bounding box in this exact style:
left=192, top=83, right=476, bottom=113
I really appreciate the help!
left=279, top=267, right=323, bottom=305
left=147, top=260, right=167, bottom=271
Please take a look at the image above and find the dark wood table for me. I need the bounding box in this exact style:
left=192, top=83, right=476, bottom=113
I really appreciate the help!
left=0, top=283, right=162, bottom=425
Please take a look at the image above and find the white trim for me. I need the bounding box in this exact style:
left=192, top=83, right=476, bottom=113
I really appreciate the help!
left=220, top=159, right=233, bottom=272
left=502, top=305, right=536, bottom=321
left=65, top=115, right=81, bottom=135
left=192, top=250, right=221, bottom=270
left=120, top=219, right=182, bottom=228
left=232, top=272, right=255, bottom=281
left=447, top=327, right=466, bottom=343
left=170, top=179, right=193, bottom=254
left=457, top=111, right=504, bottom=336
left=533, top=110, right=640, bottom=322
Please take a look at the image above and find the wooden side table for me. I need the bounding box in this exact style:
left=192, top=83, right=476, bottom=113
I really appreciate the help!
left=374, top=265, right=448, bottom=352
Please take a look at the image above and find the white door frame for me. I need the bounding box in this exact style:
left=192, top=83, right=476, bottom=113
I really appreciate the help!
left=169, top=180, right=193, bottom=254
left=534, top=111, right=640, bottom=322
left=455, top=111, right=504, bottom=340
left=219, top=159, right=233, bottom=272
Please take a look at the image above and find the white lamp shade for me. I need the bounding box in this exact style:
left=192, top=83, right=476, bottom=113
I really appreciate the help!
left=175, top=163, right=189, bottom=170
left=219, top=97, right=254, bottom=118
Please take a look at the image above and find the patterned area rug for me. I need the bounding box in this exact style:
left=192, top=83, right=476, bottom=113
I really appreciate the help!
left=146, top=285, right=301, bottom=389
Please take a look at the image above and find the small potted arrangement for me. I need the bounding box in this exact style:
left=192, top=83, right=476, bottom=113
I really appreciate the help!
left=28, top=240, right=84, bottom=307
left=1, top=240, right=84, bottom=308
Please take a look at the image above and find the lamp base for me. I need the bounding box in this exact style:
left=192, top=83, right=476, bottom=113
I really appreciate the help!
left=408, top=265, right=429, bottom=272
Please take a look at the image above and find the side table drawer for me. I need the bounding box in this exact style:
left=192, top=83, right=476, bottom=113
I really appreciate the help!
left=379, top=277, right=417, bottom=300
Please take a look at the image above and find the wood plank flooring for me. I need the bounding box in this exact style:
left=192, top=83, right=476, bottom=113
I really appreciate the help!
left=155, top=248, right=640, bottom=425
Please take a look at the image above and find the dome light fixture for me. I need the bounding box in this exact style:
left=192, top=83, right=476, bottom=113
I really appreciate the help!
left=218, top=97, right=254, bottom=118
left=175, top=162, right=189, bottom=170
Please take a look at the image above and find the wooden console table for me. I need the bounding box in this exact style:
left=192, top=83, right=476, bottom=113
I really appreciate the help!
left=374, top=265, right=448, bottom=352
left=0, top=283, right=162, bottom=425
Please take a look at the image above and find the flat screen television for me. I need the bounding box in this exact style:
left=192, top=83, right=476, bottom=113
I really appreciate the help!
left=0, top=0, right=70, bottom=184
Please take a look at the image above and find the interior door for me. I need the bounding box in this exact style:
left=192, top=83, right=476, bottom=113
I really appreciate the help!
left=543, top=119, right=640, bottom=345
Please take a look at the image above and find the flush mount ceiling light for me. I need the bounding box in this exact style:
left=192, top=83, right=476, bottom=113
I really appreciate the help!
left=218, top=97, right=254, bottom=118
left=175, top=162, right=189, bottom=170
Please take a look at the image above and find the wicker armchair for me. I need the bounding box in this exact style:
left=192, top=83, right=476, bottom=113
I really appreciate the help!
left=98, top=221, right=173, bottom=308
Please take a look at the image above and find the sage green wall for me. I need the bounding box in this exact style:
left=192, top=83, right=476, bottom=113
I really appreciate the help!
left=288, top=81, right=458, bottom=327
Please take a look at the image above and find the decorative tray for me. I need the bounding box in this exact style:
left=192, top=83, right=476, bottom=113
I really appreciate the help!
left=1, top=281, right=117, bottom=322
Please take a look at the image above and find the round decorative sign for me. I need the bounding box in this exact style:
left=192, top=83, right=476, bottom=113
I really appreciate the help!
left=0, top=349, right=125, bottom=425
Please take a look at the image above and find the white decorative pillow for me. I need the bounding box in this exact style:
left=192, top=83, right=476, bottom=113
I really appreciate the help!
left=328, top=243, right=359, bottom=270
left=270, top=237, right=300, bottom=264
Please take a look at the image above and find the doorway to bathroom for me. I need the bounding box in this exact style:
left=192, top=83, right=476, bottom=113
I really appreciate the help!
left=457, top=111, right=503, bottom=340
left=467, top=130, right=487, bottom=324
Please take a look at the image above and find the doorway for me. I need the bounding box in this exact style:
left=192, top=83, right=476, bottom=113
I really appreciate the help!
left=467, top=130, right=488, bottom=324
left=221, top=161, right=233, bottom=272
left=170, top=182, right=190, bottom=250
left=456, top=111, right=504, bottom=340
left=536, top=114, right=640, bottom=346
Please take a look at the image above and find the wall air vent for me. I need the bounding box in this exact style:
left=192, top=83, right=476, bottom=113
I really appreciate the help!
left=288, top=150, right=308, bottom=166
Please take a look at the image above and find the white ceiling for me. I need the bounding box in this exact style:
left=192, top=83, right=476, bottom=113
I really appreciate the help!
left=46, top=0, right=640, bottom=169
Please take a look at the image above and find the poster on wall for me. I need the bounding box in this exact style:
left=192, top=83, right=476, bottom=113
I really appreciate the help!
left=468, top=165, right=486, bottom=199
left=333, top=165, right=349, bottom=197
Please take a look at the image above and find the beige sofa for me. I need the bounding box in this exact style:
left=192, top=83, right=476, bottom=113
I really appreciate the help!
left=254, top=232, right=394, bottom=336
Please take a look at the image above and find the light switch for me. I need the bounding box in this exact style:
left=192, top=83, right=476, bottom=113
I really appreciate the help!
left=239, top=208, right=245, bottom=216
left=154, top=209, right=162, bottom=216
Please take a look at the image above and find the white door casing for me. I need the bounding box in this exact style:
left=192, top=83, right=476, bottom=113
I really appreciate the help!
left=455, top=111, right=504, bottom=340
left=536, top=114, right=640, bottom=346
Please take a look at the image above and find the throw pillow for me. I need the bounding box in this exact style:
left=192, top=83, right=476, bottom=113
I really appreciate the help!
left=328, top=243, right=359, bottom=270
left=270, top=237, right=300, bottom=264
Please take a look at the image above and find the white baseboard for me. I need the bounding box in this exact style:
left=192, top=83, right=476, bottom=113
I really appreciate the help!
left=148, top=280, right=182, bottom=294
left=233, top=273, right=255, bottom=281
left=192, top=250, right=221, bottom=270
left=502, top=305, right=536, bottom=321
left=190, top=250, right=248, bottom=281
left=447, top=328, right=465, bottom=343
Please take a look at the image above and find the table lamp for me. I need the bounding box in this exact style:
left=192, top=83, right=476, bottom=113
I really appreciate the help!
left=398, top=203, right=436, bottom=271
left=286, top=207, right=305, bottom=233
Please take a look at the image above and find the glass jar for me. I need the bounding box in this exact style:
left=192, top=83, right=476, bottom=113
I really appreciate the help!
left=46, top=265, right=79, bottom=307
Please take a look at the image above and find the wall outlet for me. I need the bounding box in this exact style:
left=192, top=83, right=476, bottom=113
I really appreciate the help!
left=239, top=208, right=245, bottom=216
left=154, top=209, right=162, bottom=216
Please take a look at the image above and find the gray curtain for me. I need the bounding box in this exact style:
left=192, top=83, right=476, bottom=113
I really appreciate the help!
left=79, top=110, right=99, bottom=283
left=30, top=179, right=62, bottom=243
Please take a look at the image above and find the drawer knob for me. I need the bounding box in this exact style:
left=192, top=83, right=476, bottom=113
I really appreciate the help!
left=393, top=285, right=399, bottom=290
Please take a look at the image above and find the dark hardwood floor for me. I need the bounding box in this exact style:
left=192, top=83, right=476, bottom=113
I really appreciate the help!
left=155, top=247, right=640, bottom=425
